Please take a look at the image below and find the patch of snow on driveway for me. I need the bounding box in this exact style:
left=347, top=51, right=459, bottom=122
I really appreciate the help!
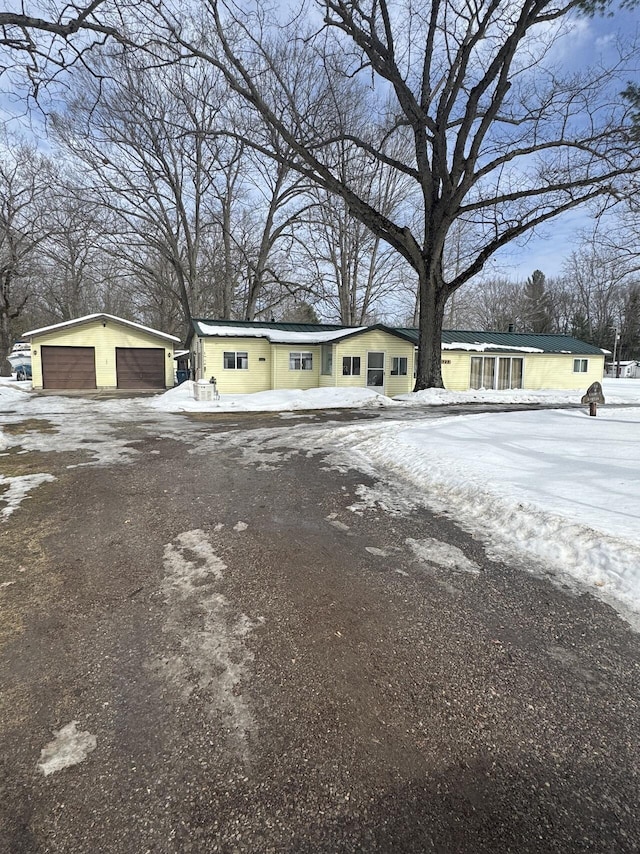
left=406, top=537, right=480, bottom=574
left=0, top=473, right=56, bottom=518
left=37, top=721, right=97, bottom=776
left=160, top=529, right=263, bottom=761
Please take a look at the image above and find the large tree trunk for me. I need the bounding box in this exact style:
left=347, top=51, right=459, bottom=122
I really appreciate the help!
left=414, top=268, right=447, bottom=391
left=171, top=265, right=193, bottom=345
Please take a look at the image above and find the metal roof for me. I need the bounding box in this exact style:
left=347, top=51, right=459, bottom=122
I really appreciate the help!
left=188, top=319, right=415, bottom=346
left=394, top=328, right=605, bottom=355
left=191, top=318, right=349, bottom=335
left=190, top=319, right=604, bottom=356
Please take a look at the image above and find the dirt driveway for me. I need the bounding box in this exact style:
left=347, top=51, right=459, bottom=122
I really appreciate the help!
left=1, top=395, right=639, bottom=853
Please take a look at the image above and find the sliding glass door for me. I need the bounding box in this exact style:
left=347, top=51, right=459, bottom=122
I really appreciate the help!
left=470, top=356, right=524, bottom=390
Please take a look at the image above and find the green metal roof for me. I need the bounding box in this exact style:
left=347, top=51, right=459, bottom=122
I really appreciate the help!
left=394, top=328, right=605, bottom=355
left=190, top=319, right=604, bottom=356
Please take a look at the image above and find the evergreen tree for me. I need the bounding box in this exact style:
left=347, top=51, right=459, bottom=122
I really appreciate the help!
left=621, top=285, right=640, bottom=360
left=523, top=270, right=553, bottom=333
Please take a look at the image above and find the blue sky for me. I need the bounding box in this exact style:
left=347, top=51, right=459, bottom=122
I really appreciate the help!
left=497, top=3, right=640, bottom=279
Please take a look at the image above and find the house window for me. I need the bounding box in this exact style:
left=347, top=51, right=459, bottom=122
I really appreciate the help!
left=321, top=344, right=333, bottom=375
left=573, top=358, right=588, bottom=373
left=224, top=351, right=248, bottom=369
left=391, top=356, right=408, bottom=376
left=289, top=351, right=313, bottom=370
left=470, top=356, right=523, bottom=389
left=342, top=356, right=361, bottom=376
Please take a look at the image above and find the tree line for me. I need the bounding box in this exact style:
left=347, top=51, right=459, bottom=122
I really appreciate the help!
left=451, top=263, right=640, bottom=362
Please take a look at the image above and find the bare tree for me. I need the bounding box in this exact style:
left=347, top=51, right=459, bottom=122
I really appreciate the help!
left=0, top=135, right=53, bottom=374
left=51, top=51, right=233, bottom=338
left=299, top=134, right=415, bottom=325
left=453, top=277, right=528, bottom=332
left=1, top=1, right=639, bottom=387
left=237, top=134, right=316, bottom=321
left=50, top=49, right=313, bottom=333
left=33, top=189, right=121, bottom=321
left=562, top=248, right=631, bottom=346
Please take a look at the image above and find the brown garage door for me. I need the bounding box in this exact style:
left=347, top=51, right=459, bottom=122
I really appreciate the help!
left=41, top=346, right=96, bottom=390
left=116, top=347, right=165, bottom=389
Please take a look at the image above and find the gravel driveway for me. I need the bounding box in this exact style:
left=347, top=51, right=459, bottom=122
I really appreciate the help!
left=1, top=397, right=639, bottom=853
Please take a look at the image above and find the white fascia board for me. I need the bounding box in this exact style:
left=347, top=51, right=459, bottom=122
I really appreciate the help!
left=23, top=314, right=180, bottom=343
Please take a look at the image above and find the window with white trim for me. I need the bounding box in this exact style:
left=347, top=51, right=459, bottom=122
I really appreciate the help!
left=289, top=351, right=313, bottom=370
left=224, top=351, right=248, bottom=369
left=391, top=356, right=408, bottom=376
left=342, top=356, right=361, bottom=376
left=573, top=358, right=588, bottom=373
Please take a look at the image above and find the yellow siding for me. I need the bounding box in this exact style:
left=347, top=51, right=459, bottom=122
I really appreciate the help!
left=523, top=354, right=604, bottom=390
left=318, top=344, right=335, bottom=387
left=30, top=319, right=175, bottom=389
left=335, top=331, right=415, bottom=396
left=441, top=351, right=604, bottom=391
left=270, top=344, right=321, bottom=389
left=201, top=337, right=272, bottom=394
left=318, top=371, right=335, bottom=388
left=441, top=353, right=471, bottom=391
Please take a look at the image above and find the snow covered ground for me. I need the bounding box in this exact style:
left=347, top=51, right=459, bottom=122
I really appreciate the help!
left=314, top=406, right=640, bottom=621
left=2, top=375, right=640, bottom=620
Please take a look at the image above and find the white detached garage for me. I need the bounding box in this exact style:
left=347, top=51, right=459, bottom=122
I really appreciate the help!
left=24, top=314, right=179, bottom=391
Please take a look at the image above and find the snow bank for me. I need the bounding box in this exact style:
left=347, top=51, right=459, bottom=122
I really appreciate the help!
left=336, top=406, right=640, bottom=618
left=148, top=376, right=640, bottom=414
left=395, top=378, right=640, bottom=407
left=0, top=379, right=31, bottom=398
left=149, top=383, right=394, bottom=413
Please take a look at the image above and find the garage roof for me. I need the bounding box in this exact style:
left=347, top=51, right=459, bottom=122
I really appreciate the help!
left=23, top=314, right=180, bottom=343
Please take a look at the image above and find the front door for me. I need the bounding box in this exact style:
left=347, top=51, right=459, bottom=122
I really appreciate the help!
left=367, top=352, right=385, bottom=392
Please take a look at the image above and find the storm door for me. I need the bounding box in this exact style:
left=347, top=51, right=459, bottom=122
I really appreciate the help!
left=367, top=352, right=385, bottom=392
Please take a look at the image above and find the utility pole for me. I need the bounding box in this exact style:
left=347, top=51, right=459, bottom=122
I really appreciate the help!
left=611, top=326, right=621, bottom=377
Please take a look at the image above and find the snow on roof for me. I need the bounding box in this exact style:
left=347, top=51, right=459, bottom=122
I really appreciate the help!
left=196, top=322, right=368, bottom=344
left=23, top=314, right=180, bottom=342
left=442, top=341, right=544, bottom=354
